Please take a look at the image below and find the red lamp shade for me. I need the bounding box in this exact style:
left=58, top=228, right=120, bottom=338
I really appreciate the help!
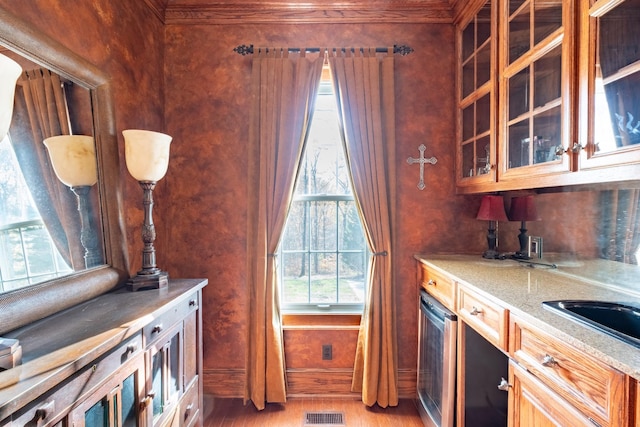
left=508, top=195, right=540, bottom=222
left=476, top=195, right=508, bottom=221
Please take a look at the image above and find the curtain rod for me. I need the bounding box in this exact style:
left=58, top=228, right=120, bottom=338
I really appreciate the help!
left=233, top=44, right=414, bottom=56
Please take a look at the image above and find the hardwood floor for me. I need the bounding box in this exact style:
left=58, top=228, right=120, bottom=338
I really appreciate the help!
left=203, top=397, right=425, bottom=426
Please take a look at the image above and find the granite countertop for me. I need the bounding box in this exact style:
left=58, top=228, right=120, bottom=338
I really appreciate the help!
left=414, top=254, right=640, bottom=381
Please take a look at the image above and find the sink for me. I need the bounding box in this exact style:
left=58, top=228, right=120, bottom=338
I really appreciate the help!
left=542, top=300, right=640, bottom=348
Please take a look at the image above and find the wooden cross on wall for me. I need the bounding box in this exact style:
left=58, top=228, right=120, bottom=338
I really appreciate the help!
left=407, top=144, right=437, bottom=190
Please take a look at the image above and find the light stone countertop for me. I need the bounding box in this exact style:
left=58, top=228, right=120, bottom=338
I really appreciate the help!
left=414, top=254, right=640, bottom=380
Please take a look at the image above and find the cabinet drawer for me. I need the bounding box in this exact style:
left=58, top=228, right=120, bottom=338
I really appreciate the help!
left=180, top=380, right=200, bottom=427
left=457, top=285, right=508, bottom=351
left=144, top=291, right=199, bottom=345
left=419, top=263, right=456, bottom=309
left=509, top=315, right=629, bottom=427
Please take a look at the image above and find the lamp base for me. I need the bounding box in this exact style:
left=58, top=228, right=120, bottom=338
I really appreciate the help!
left=511, top=252, right=531, bottom=260
left=127, top=271, right=169, bottom=291
left=482, top=249, right=502, bottom=259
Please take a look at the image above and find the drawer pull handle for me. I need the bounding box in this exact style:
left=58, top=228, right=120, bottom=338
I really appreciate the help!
left=140, top=392, right=156, bottom=409
left=34, top=401, right=54, bottom=420
left=541, top=354, right=557, bottom=367
left=470, top=306, right=483, bottom=316
left=427, top=279, right=436, bottom=286
left=152, top=324, right=163, bottom=334
left=126, top=344, right=138, bottom=354
left=497, top=377, right=511, bottom=391
left=189, top=299, right=197, bottom=306
left=184, top=403, right=194, bottom=420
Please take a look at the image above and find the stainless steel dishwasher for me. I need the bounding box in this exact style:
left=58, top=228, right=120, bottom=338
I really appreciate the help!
left=417, top=290, right=457, bottom=427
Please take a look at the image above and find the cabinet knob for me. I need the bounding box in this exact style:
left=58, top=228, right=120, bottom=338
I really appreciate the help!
left=469, top=306, right=483, bottom=316
left=557, top=142, right=585, bottom=155
left=152, top=324, right=163, bottom=334
left=189, top=299, right=197, bottom=307
left=126, top=344, right=138, bottom=354
left=541, top=354, right=557, bottom=367
left=497, top=377, right=512, bottom=391
left=427, top=279, right=436, bottom=286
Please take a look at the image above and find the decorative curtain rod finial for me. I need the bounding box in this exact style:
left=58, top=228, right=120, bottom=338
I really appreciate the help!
left=234, top=44, right=254, bottom=55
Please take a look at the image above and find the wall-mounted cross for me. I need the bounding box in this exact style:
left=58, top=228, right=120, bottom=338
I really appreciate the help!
left=407, top=144, right=437, bottom=190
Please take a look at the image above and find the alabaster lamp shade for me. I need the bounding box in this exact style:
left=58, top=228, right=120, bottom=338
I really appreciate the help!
left=123, top=129, right=172, bottom=182
left=43, top=135, right=98, bottom=187
left=476, top=195, right=508, bottom=259
left=0, top=53, right=22, bottom=139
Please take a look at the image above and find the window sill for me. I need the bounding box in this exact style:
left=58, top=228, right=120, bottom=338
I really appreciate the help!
left=282, top=313, right=361, bottom=330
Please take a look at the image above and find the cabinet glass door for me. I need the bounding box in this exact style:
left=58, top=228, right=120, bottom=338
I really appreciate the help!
left=70, top=356, right=145, bottom=427
left=501, top=0, right=571, bottom=178
left=458, top=0, right=497, bottom=188
left=149, top=326, right=183, bottom=423
left=579, top=0, right=640, bottom=169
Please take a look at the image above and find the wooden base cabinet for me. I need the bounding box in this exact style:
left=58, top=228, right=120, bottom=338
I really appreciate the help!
left=0, top=279, right=207, bottom=427
left=509, top=361, right=595, bottom=427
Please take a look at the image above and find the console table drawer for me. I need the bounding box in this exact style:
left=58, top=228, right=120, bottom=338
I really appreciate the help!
left=510, top=315, right=628, bottom=427
left=143, top=291, right=199, bottom=344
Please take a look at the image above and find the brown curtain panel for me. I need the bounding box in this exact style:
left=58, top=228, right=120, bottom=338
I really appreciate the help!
left=9, top=68, right=84, bottom=269
left=245, top=48, right=324, bottom=410
left=328, top=48, right=398, bottom=407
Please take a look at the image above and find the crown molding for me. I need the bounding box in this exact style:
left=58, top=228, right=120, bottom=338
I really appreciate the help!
left=164, top=2, right=454, bottom=25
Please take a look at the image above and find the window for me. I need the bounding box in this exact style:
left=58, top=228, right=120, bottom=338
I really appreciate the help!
left=278, top=66, right=369, bottom=313
left=0, top=135, right=71, bottom=291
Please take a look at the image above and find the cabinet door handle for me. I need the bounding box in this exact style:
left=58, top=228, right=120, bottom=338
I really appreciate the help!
left=427, top=279, right=436, bottom=286
left=541, top=354, right=557, bottom=367
left=497, top=377, right=511, bottom=391
left=470, top=306, right=483, bottom=316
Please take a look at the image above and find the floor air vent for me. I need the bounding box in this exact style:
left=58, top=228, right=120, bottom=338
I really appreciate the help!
left=304, top=411, right=345, bottom=426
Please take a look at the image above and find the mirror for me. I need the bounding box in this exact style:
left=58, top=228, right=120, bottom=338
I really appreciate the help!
left=0, top=50, right=105, bottom=291
left=0, top=6, right=128, bottom=335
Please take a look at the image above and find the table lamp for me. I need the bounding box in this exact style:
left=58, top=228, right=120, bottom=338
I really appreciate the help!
left=476, top=195, right=508, bottom=259
left=123, top=129, right=172, bottom=291
left=43, top=135, right=101, bottom=268
left=508, top=195, right=541, bottom=259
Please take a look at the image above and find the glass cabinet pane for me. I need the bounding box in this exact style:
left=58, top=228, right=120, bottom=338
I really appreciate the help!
left=462, top=142, right=474, bottom=177
left=533, top=0, right=562, bottom=44
left=591, top=0, right=640, bottom=154
left=534, top=46, right=561, bottom=108
left=509, top=120, right=530, bottom=168
left=85, top=399, right=108, bottom=427
left=509, top=1, right=530, bottom=63
left=533, top=107, right=562, bottom=164
left=462, top=21, right=475, bottom=60
left=463, top=104, right=474, bottom=141
left=122, top=373, right=138, bottom=427
left=477, top=44, right=491, bottom=87
left=476, top=94, right=491, bottom=134
left=475, top=136, right=491, bottom=175
left=151, top=350, right=164, bottom=417
left=509, top=67, right=530, bottom=120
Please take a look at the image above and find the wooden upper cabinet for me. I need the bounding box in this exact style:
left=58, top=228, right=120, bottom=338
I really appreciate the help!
left=456, top=0, right=498, bottom=190
left=576, top=0, right=640, bottom=173
left=499, top=0, right=574, bottom=182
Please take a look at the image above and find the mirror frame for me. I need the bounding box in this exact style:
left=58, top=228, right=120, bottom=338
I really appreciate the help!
left=0, top=6, right=129, bottom=334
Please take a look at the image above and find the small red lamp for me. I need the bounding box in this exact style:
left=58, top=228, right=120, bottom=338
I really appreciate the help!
left=508, top=195, right=541, bottom=259
left=477, top=195, right=508, bottom=259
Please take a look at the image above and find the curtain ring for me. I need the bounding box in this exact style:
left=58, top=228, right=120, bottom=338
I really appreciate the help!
left=373, top=250, right=388, bottom=256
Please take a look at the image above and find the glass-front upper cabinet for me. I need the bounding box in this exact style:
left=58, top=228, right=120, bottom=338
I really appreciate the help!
left=499, top=0, right=573, bottom=179
left=577, top=0, right=640, bottom=170
left=457, top=0, right=497, bottom=190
